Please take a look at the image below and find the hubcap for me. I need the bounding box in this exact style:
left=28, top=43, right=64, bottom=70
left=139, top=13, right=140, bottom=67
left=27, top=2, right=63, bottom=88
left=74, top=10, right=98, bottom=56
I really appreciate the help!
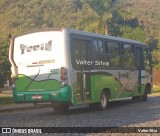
left=101, top=94, right=106, bottom=107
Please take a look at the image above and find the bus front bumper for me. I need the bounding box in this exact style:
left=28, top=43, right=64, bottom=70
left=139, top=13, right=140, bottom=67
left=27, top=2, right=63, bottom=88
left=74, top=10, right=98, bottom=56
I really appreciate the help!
left=12, top=85, right=72, bottom=103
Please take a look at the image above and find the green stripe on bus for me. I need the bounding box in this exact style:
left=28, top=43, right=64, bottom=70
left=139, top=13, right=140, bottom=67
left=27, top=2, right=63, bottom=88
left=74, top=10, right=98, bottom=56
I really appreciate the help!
left=15, top=74, right=61, bottom=91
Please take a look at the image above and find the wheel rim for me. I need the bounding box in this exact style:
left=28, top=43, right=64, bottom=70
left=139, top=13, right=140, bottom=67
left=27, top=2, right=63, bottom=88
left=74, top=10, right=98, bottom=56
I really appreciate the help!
left=101, top=94, right=106, bottom=108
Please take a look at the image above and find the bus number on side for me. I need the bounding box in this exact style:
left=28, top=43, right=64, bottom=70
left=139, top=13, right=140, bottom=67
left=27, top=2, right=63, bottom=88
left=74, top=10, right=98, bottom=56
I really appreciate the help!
left=50, top=69, right=59, bottom=74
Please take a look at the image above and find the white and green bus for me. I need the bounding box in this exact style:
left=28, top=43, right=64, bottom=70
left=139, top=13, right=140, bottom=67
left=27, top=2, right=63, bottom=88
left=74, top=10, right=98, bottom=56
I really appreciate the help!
left=9, top=28, right=152, bottom=112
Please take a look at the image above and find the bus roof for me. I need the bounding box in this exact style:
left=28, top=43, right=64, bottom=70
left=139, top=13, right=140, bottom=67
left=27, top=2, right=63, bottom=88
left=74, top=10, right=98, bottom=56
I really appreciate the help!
left=14, top=28, right=145, bottom=46
left=14, top=28, right=61, bottom=38
left=64, top=28, right=145, bottom=46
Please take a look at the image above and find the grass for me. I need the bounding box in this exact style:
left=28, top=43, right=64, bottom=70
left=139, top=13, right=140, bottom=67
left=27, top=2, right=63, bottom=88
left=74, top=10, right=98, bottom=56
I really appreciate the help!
left=0, top=87, right=14, bottom=105
left=0, top=95, right=14, bottom=105
left=0, top=96, right=14, bottom=105
left=152, top=85, right=160, bottom=93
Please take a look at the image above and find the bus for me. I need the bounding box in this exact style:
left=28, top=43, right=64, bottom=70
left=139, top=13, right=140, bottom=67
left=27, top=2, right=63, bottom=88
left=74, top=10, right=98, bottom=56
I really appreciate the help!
left=9, top=28, right=152, bottom=112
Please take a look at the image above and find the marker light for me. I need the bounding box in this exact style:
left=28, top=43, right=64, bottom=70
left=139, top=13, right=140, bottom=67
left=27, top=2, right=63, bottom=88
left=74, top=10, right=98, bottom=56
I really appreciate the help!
left=60, top=67, right=68, bottom=86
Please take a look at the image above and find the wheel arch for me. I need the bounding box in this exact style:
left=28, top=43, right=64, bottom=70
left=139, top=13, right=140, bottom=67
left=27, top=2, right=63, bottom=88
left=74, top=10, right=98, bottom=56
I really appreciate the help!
left=102, top=88, right=111, bottom=99
left=145, top=83, right=152, bottom=94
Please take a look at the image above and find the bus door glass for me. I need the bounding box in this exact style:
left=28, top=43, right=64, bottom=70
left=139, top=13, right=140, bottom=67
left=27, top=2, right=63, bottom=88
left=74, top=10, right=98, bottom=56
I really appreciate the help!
left=135, top=47, right=143, bottom=93
left=72, top=39, right=92, bottom=102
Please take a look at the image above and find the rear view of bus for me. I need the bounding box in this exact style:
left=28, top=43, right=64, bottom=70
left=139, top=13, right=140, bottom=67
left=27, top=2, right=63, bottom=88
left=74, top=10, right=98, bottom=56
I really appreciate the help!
left=9, top=29, right=71, bottom=112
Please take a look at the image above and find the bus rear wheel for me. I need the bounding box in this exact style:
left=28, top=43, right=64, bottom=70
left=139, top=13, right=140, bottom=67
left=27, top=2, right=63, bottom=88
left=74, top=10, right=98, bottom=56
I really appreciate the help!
left=98, top=91, right=109, bottom=110
left=51, top=102, right=69, bottom=113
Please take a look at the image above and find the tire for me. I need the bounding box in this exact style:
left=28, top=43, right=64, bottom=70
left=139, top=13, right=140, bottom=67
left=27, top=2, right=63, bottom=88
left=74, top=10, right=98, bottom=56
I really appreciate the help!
left=98, top=91, right=109, bottom=110
left=132, top=92, right=148, bottom=101
left=142, top=85, right=151, bottom=101
left=51, top=102, right=69, bottom=113
left=132, top=96, right=141, bottom=101
left=142, top=93, right=147, bottom=101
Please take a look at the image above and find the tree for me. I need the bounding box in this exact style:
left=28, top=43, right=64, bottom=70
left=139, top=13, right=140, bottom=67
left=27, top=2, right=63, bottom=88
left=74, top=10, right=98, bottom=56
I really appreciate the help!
left=86, top=0, right=113, bottom=34
left=0, top=0, right=159, bottom=74
left=120, top=25, right=145, bottom=42
left=0, top=40, right=10, bottom=88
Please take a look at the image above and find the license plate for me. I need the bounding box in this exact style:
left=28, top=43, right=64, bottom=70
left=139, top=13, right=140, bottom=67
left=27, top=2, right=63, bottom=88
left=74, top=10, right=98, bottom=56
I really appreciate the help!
left=32, top=95, right=42, bottom=99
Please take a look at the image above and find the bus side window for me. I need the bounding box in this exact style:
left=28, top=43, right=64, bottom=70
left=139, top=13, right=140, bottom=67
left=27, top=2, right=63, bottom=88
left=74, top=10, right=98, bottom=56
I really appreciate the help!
left=122, top=44, right=136, bottom=69
left=94, top=40, right=104, bottom=54
left=94, top=39, right=106, bottom=68
left=72, top=39, right=81, bottom=70
left=135, top=47, right=144, bottom=70
left=106, top=41, right=121, bottom=68
left=81, top=40, right=92, bottom=70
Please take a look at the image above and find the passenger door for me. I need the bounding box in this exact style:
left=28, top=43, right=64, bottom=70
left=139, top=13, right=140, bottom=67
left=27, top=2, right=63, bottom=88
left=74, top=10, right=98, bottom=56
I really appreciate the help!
left=72, top=38, right=92, bottom=103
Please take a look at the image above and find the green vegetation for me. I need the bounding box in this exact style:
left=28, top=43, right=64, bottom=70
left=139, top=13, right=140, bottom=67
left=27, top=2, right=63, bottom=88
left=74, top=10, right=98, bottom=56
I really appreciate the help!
left=116, top=0, right=160, bottom=69
left=0, top=95, right=14, bottom=105
left=0, top=0, right=160, bottom=87
left=153, top=85, right=160, bottom=93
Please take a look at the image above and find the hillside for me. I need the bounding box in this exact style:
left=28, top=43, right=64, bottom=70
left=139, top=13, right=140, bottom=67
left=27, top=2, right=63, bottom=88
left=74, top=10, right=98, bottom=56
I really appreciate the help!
left=0, top=0, right=160, bottom=86
left=116, top=0, right=160, bottom=40
left=115, top=0, right=160, bottom=69
left=0, top=0, right=160, bottom=40
left=0, top=0, right=109, bottom=38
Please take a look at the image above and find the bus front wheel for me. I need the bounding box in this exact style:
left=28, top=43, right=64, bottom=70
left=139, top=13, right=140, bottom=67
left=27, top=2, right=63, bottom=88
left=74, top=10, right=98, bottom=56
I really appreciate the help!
left=142, top=84, right=151, bottom=101
left=51, top=102, right=69, bottom=113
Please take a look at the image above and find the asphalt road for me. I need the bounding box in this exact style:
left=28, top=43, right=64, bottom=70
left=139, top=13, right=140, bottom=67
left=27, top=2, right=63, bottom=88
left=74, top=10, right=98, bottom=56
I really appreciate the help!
left=0, top=94, right=160, bottom=136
